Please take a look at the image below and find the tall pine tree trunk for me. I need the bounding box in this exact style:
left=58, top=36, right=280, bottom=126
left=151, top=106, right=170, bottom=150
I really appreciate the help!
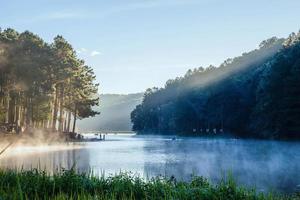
left=25, top=97, right=32, bottom=129
left=72, top=105, right=77, bottom=133
left=52, top=86, right=59, bottom=131
left=63, top=112, right=67, bottom=132
left=15, top=93, right=20, bottom=133
left=5, top=91, right=9, bottom=123
left=20, top=104, right=26, bottom=131
left=67, top=111, right=71, bottom=133
left=58, top=86, right=64, bottom=132
left=8, top=94, right=14, bottom=124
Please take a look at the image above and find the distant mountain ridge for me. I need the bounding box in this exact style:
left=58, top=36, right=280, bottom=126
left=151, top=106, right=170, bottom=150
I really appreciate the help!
left=77, top=93, right=143, bottom=132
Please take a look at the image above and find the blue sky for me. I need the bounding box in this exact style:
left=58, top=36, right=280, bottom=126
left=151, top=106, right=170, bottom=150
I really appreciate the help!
left=1, top=0, right=300, bottom=94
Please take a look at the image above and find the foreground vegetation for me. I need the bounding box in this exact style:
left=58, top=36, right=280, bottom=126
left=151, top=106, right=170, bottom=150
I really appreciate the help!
left=131, top=31, right=300, bottom=139
left=0, top=169, right=298, bottom=200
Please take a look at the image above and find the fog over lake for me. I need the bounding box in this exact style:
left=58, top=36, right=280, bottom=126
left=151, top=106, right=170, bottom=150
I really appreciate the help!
left=0, top=134, right=299, bottom=193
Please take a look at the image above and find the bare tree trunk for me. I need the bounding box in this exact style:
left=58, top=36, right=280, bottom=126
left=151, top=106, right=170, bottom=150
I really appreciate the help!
left=31, top=99, right=34, bottom=127
left=15, top=104, right=19, bottom=126
left=58, top=86, right=64, bottom=132
left=63, top=112, right=67, bottom=132
left=67, top=111, right=71, bottom=133
left=72, top=105, right=77, bottom=133
left=15, top=93, right=20, bottom=133
left=8, top=94, right=14, bottom=124
left=21, top=105, right=26, bottom=132
left=5, top=92, right=9, bottom=123
left=52, top=86, right=59, bottom=131
left=25, top=98, right=31, bottom=129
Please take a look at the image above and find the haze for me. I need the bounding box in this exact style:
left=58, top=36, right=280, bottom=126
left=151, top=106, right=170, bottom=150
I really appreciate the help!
left=1, top=0, right=300, bottom=94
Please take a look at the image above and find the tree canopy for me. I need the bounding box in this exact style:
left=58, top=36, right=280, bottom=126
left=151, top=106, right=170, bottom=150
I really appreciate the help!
left=0, top=28, right=99, bottom=133
left=131, top=33, right=300, bottom=139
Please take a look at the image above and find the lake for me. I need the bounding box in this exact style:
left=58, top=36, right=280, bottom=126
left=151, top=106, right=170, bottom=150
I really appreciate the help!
left=0, top=134, right=299, bottom=193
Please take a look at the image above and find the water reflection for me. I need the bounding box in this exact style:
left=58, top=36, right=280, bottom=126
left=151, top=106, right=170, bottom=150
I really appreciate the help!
left=0, top=135, right=299, bottom=193
left=0, top=144, right=90, bottom=173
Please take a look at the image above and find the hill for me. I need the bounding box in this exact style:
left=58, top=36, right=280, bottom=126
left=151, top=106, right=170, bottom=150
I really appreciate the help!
left=131, top=33, right=300, bottom=139
left=78, top=93, right=143, bottom=132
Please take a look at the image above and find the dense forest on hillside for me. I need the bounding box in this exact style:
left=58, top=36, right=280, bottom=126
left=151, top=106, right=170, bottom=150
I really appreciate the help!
left=0, top=28, right=99, bottom=133
left=131, top=32, right=300, bottom=139
left=77, top=93, right=143, bottom=131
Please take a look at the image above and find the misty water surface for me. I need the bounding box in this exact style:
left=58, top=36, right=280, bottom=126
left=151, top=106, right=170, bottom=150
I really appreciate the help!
left=0, top=134, right=299, bottom=193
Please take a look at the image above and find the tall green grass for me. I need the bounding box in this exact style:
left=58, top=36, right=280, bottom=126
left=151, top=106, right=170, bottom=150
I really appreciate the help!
left=0, top=168, right=298, bottom=200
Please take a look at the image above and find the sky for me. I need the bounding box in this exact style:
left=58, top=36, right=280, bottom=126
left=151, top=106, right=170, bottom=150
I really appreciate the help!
left=1, top=0, right=300, bottom=94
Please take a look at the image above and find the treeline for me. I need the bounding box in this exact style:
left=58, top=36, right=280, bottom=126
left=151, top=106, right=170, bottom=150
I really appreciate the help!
left=131, top=32, right=300, bottom=139
left=0, top=28, right=99, bottom=133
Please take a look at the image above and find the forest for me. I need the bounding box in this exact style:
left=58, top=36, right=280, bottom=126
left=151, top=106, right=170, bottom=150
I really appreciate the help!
left=131, top=32, right=300, bottom=139
left=0, top=28, right=99, bottom=134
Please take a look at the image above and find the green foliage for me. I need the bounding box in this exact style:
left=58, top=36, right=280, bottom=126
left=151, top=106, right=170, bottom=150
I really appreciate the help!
left=252, top=32, right=300, bottom=138
left=131, top=33, right=300, bottom=138
left=131, top=35, right=286, bottom=137
left=0, top=28, right=99, bottom=132
left=0, top=169, right=298, bottom=200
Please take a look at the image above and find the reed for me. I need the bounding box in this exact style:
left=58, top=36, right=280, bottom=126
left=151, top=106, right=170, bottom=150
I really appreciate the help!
left=0, top=168, right=298, bottom=200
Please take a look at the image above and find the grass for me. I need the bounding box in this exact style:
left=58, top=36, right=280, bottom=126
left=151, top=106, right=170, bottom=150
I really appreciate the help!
left=0, top=168, right=298, bottom=200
